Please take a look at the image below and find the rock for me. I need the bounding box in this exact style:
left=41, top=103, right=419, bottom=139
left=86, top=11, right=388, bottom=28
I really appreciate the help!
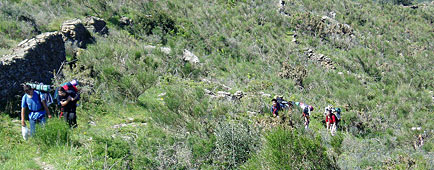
left=304, top=49, right=336, bottom=70
left=143, top=45, right=157, bottom=50
left=160, top=47, right=172, bottom=54
left=208, top=90, right=244, bottom=101
left=113, top=123, right=128, bottom=129
left=232, top=91, right=244, bottom=100
left=119, top=16, right=132, bottom=27
left=278, top=0, right=290, bottom=16
left=182, top=49, right=199, bottom=64
left=0, top=32, right=65, bottom=103
left=143, top=45, right=171, bottom=55
left=411, top=127, right=422, bottom=131
left=321, top=15, right=354, bottom=36
left=204, top=89, right=214, bottom=95
left=60, top=19, right=94, bottom=48
left=84, top=16, right=108, bottom=35
left=89, top=121, right=96, bottom=126
left=216, top=91, right=231, bottom=99
left=247, top=111, right=257, bottom=117
left=259, top=91, right=271, bottom=98
left=329, top=11, right=336, bottom=19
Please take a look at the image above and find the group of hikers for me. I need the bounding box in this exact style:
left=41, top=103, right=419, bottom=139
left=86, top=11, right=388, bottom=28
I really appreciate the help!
left=21, top=80, right=343, bottom=138
left=20, top=80, right=80, bottom=138
left=271, top=96, right=342, bottom=135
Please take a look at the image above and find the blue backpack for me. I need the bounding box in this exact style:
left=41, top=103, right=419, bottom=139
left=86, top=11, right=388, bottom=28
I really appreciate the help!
left=26, top=83, right=53, bottom=107
left=335, top=108, right=342, bottom=120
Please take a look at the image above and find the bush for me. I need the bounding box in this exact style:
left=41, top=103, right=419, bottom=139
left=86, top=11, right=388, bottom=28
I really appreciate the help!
left=34, top=118, right=71, bottom=147
left=243, top=128, right=336, bottom=170
left=213, top=121, right=261, bottom=169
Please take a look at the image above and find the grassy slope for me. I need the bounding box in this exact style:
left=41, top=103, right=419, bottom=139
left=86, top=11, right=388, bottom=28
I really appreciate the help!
left=1, top=0, right=433, bottom=169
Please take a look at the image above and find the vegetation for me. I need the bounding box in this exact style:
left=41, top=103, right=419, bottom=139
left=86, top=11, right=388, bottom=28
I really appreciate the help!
left=1, top=0, right=433, bottom=169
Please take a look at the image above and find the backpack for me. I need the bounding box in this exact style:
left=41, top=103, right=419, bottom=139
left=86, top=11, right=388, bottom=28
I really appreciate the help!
left=26, top=83, right=53, bottom=107
left=335, top=108, right=341, bottom=120
left=24, top=89, right=48, bottom=120
left=275, top=96, right=289, bottom=108
left=54, top=80, right=80, bottom=105
left=303, top=106, right=310, bottom=115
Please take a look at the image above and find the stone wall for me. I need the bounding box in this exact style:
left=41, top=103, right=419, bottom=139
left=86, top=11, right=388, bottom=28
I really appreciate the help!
left=0, top=32, right=65, bottom=102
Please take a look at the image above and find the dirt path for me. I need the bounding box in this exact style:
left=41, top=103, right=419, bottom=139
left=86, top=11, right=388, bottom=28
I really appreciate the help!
left=34, top=157, right=56, bottom=170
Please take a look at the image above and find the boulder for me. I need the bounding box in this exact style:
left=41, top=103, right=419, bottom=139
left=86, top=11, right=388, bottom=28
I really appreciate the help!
left=183, top=49, right=199, bottom=64
left=60, top=19, right=94, bottom=48
left=233, top=91, right=244, bottom=100
left=0, top=32, right=65, bottom=102
left=119, top=16, right=132, bottom=27
left=84, top=16, right=109, bottom=35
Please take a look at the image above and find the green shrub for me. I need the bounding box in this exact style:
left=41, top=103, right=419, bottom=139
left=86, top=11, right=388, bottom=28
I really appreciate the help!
left=34, top=118, right=71, bottom=147
left=243, top=128, right=336, bottom=170
left=213, top=121, right=261, bottom=169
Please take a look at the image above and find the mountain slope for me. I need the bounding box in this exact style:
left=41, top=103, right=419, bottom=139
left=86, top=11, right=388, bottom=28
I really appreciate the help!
left=1, top=0, right=433, bottom=169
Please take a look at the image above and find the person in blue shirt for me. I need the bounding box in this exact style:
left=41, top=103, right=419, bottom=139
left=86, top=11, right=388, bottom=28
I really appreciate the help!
left=21, top=85, right=52, bottom=136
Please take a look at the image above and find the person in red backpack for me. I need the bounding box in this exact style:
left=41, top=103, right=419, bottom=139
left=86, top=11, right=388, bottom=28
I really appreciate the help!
left=58, top=87, right=78, bottom=128
left=326, top=111, right=337, bottom=136
left=271, top=99, right=282, bottom=117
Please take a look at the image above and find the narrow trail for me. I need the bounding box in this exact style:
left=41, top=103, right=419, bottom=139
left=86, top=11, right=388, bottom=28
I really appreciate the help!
left=34, top=157, right=56, bottom=170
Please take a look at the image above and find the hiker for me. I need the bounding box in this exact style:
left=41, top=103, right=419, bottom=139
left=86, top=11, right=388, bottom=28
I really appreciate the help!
left=21, top=85, right=52, bottom=136
left=414, top=134, right=424, bottom=149
left=302, top=105, right=311, bottom=129
left=324, top=105, right=333, bottom=119
left=58, top=87, right=78, bottom=128
left=274, top=95, right=288, bottom=109
left=326, top=111, right=337, bottom=136
left=334, top=107, right=342, bottom=128
left=271, top=99, right=282, bottom=117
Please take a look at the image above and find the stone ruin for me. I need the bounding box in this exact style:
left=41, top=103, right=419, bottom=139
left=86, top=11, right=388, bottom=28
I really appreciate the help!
left=305, top=49, right=336, bottom=70
left=60, top=19, right=95, bottom=48
left=0, top=17, right=107, bottom=104
left=0, top=32, right=66, bottom=101
left=84, top=16, right=109, bottom=35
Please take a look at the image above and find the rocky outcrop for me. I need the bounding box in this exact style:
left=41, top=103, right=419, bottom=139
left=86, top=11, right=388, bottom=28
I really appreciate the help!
left=204, top=89, right=245, bottom=101
left=0, top=32, right=65, bottom=101
left=84, top=16, right=108, bottom=35
left=119, top=16, right=132, bottom=27
left=305, top=49, right=336, bottom=70
left=182, top=49, right=199, bottom=64
left=60, top=19, right=94, bottom=48
left=320, top=16, right=354, bottom=36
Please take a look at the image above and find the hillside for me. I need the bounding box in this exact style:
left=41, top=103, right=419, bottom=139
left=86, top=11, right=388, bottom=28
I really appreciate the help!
left=1, top=0, right=433, bottom=169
